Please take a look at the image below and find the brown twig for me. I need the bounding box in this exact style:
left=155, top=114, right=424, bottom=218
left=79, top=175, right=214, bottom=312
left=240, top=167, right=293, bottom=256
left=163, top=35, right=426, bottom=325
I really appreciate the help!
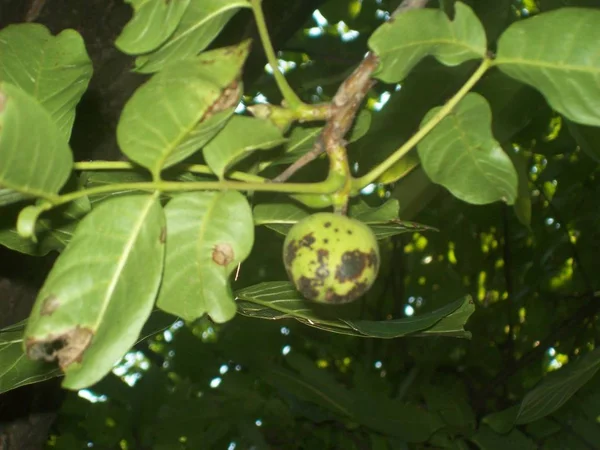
left=272, top=0, right=431, bottom=183
left=25, top=0, right=47, bottom=22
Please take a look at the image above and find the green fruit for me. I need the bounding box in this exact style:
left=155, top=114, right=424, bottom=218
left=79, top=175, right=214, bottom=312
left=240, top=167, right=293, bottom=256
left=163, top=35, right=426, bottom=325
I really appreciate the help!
left=283, top=213, right=380, bottom=304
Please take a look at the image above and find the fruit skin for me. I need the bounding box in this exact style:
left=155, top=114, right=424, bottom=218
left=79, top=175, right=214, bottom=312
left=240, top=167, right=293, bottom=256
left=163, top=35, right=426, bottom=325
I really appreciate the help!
left=283, top=213, right=380, bottom=304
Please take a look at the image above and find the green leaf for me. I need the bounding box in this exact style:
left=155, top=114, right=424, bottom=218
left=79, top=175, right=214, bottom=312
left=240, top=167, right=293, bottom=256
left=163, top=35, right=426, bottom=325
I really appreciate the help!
left=368, top=2, right=487, bottom=83
left=0, top=83, right=72, bottom=198
left=0, top=24, right=93, bottom=139
left=23, top=194, right=165, bottom=390
left=134, top=0, right=251, bottom=74
left=495, top=8, right=600, bottom=127
left=253, top=201, right=436, bottom=239
left=0, top=321, right=62, bottom=394
left=506, top=147, right=532, bottom=227
left=203, top=115, right=286, bottom=179
left=236, top=282, right=473, bottom=339
left=470, top=425, right=536, bottom=450
left=565, top=120, right=600, bottom=163
left=0, top=310, right=174, bottom=395
left=418, top=93, right=518, bottom=205
left=516, top=347, right=600, bottom=424
left=80, top=170, right=152, bottom=206
left=117, top=43, right=249, bottom=176
left=156, top=191, right=254, bottom=323
left=116, top=0, right=191, bottom=54
left=415, top=297, right=474, bottom=338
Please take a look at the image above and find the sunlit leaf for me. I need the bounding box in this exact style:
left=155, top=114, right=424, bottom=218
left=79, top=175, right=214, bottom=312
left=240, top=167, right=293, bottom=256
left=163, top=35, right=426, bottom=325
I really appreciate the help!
left=24, top=194, right=165, bottom=390
left=116, top=0, right=191, bottom=54
left=117, top=42, right=249, bottom=176
left=157, top=191, right=254, bottom=323
left=0, top=24, right=93, bottom=139
left=134, top=0, right=251, bottom=73
left=203, top=115, right=286, bottom=179
left=0, top=83, right=72, bottom=198
left=369, top=2, right=486, bottom=83
left=495, top=8, right=600, bottom=126
left=418, top=93, right=518, bottom=205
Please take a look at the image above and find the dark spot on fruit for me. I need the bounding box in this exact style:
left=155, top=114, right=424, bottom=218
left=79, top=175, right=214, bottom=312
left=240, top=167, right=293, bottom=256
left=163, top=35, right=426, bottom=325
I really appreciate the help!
left=315, top=249, right=330, bottom=280
left=41, top=294, right=60, bottom=316
left=299, top=233, right=315, bottom=248
left=334, top=228, right=339, bottom=233
left=335, top=250, right=370, bottom=282
left=324, top=222, right=331, bottom=228
left=285, top=240, right=299, bottom=267
left=297, top=276, right=319, bottom=300
left=325, top=281, right=368, bottom=304
left=159, top=226, right=166, bottom=244
left=367, top=250, right=379, bottom=268
left=212, top=243, right=234, bottom=266
left=324, top=239, right=329, bottom=244
left=347, top=230, right=353, bottom=235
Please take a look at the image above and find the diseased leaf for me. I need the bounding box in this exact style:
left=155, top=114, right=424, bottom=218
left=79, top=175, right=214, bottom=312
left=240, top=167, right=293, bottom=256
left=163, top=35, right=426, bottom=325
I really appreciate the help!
left=117, top=42, right=249, bottom=176
left=23, top=194, right=165, bottom=390
left=495, top=8, right=600, bottom=127
left=369, top=2, right=487, bottom=83
left=0, top=310, right=174, bottom=394
left=134, top=0, right=251, bottom=73
left=157, top=191, right=254, bottom=323
left=116, top=0, right=191, bottom=54
left=0, top=83, right=72, bottom=198
left=236, top=282, right=473, bottom=339
left=203, top=115, right=286, bottom=179
left=0, top=321, right=62, bottom=394
left=418, top=93, right=518, bottom=205
left=0, top=24, right=92, bottom=139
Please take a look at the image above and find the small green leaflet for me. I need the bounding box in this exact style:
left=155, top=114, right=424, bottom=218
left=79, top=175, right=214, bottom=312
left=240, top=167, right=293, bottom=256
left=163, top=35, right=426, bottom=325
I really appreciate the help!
left=495, top=8, right=600, bottom=127
left=203, top=115, right=287, bottom=179
left=418, top=93, right=518, bottom=205
left=0, top=83, right=72, bottom=199
left=116, top=0, right=191, bottom=54
left=369, top=2, right=487, bottom=83
left=24, top=194, right=165, bottom=390
left=133, top=0, right=251, bottom=74
left=117, top=42, right=249, bottom=177
left=0, top=24, right=92, bottom=139
left=236, top=282, right=473, bottom=339
left=156, top=191, right=254, bottom=323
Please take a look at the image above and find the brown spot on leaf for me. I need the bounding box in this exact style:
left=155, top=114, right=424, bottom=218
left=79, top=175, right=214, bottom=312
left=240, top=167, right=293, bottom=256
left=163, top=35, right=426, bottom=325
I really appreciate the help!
left=26, top=326, right=94, bottom=369
left=212, top=243, right=234, bottom=266
left=40, top=294, right=60, bottom=316
left=204, top=80, right=242, bottom=120
left=159, top=226, right=166, bottom=244
left=0, top=91, right=6, bottom=113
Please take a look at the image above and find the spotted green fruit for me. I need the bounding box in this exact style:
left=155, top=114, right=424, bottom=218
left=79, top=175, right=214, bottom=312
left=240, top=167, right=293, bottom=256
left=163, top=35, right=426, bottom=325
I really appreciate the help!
left=283, top=213, right=380, bottom=304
